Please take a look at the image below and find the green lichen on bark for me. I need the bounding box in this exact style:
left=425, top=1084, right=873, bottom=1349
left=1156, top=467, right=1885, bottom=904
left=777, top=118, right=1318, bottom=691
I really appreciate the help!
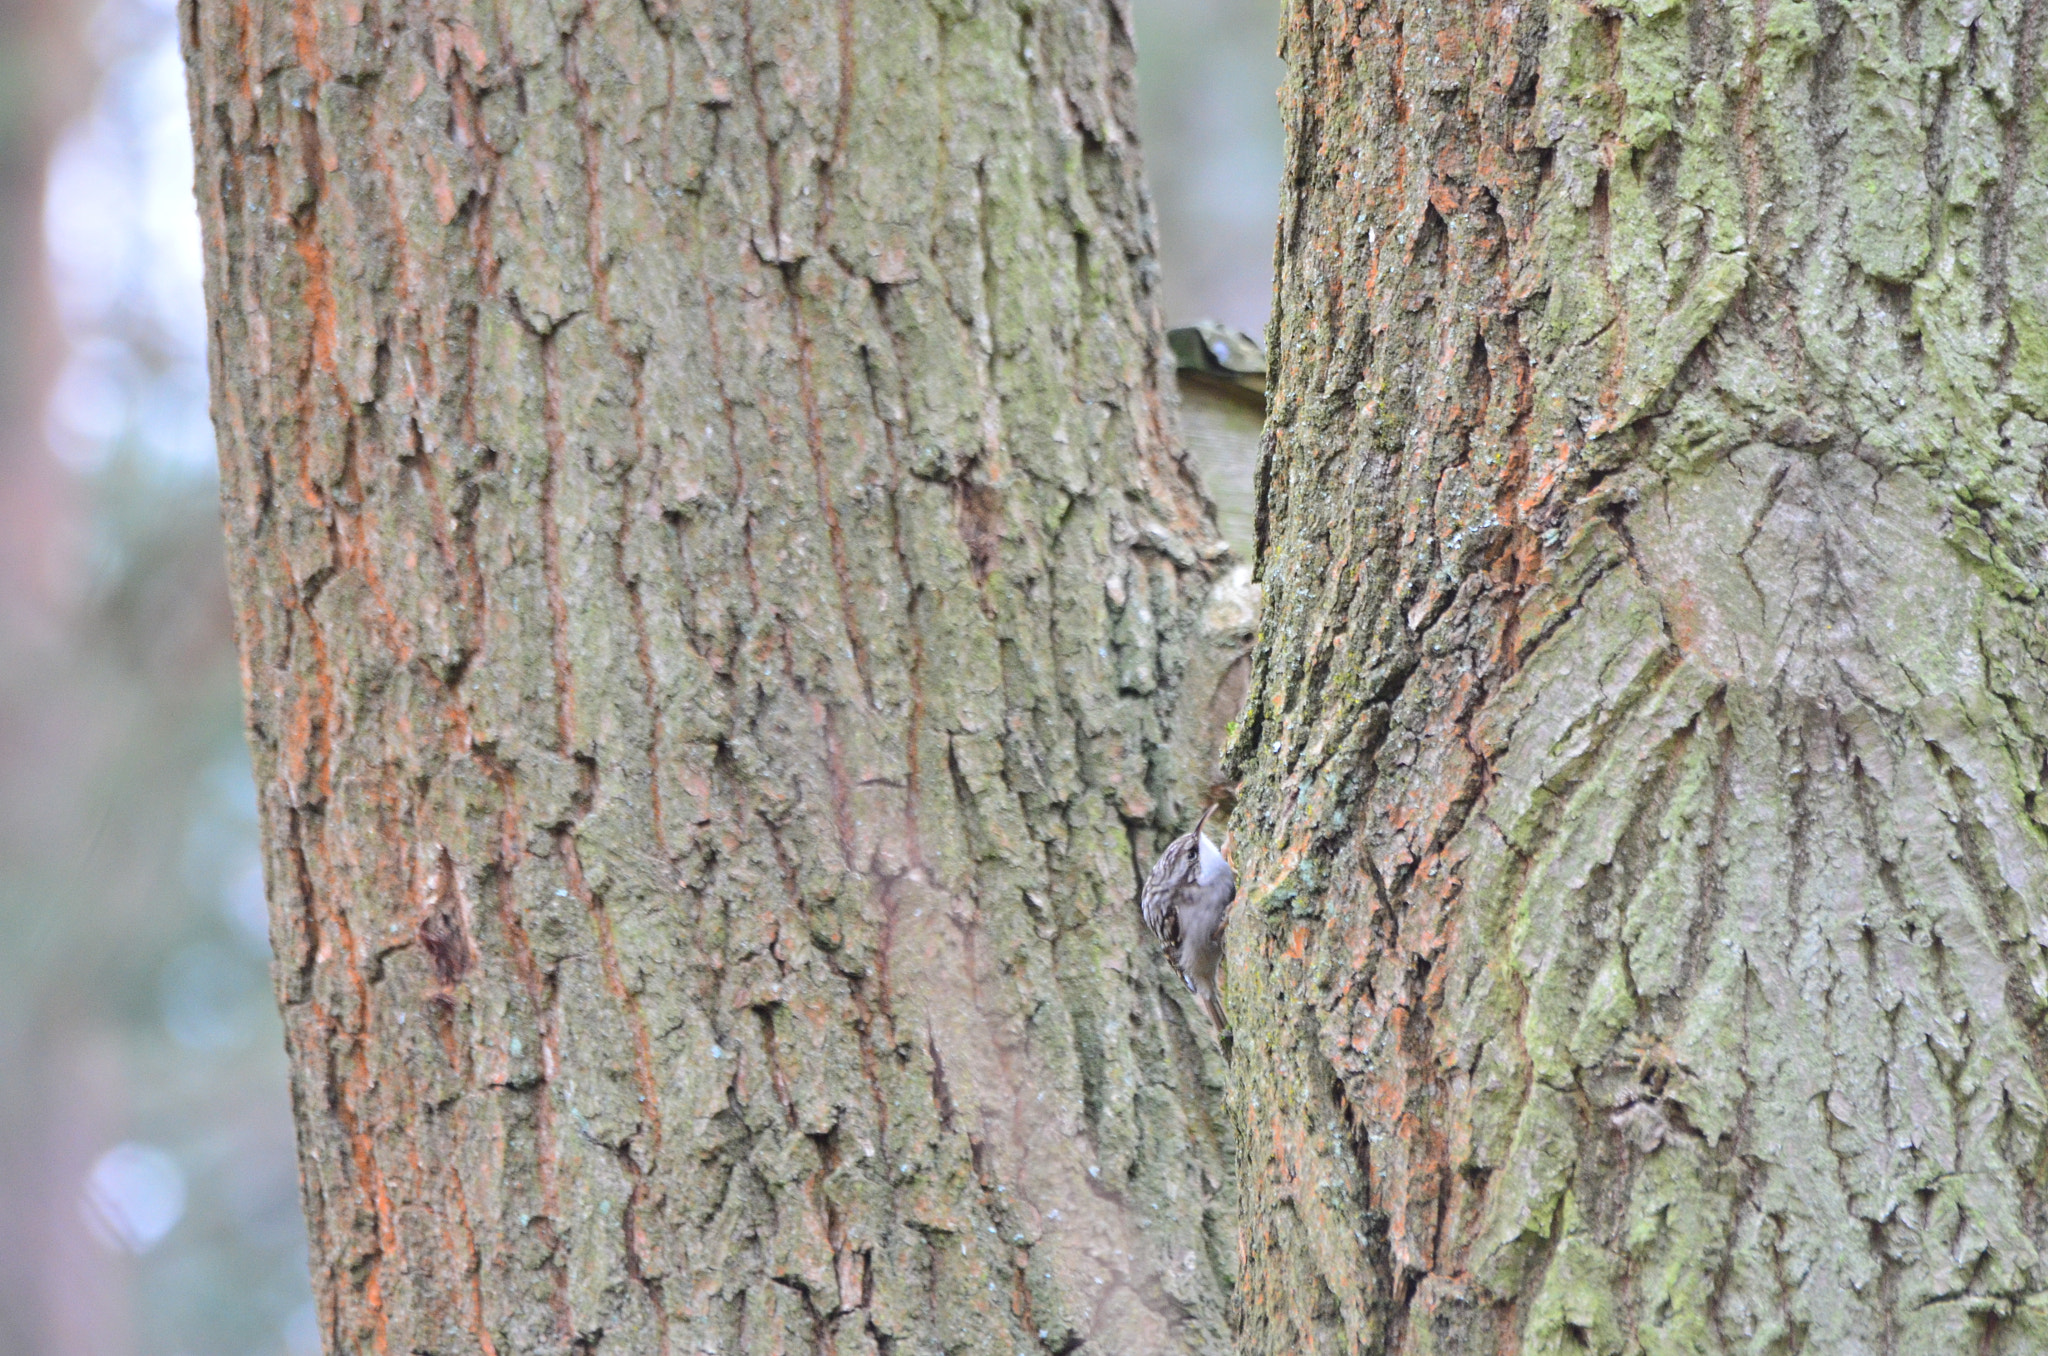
left=1231, top=0, right=2048, bottom=1350
left=183, top=0, right=1243, bottom=1351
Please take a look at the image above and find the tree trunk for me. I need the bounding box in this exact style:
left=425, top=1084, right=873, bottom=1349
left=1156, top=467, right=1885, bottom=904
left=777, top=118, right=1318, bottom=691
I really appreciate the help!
left=1230, top=0, right=2048, bottom=1350
left=181, top=0, right=1244, bottom=1350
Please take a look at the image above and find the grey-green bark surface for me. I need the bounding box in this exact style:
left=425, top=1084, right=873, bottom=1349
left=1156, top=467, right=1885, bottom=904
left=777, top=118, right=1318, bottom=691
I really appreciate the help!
left=180, top=0, right=1244, bottom=1350
left=1229, top=0, right=2048, bottom=1351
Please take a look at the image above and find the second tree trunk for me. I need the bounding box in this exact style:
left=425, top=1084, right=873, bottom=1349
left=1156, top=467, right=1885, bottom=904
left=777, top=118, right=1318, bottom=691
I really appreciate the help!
left=1231, top=0, right=2048, bottom=1350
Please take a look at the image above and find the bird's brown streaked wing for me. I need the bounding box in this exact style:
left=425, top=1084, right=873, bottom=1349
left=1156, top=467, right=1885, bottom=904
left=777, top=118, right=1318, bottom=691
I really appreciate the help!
left=1140, top=831, right=1199, bottom=953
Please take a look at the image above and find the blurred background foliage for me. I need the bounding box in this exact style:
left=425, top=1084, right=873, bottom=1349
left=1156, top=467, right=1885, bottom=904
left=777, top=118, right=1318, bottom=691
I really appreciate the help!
left=1135, top=0, right=1286, bottom=341
left=0, top=0, right=1281, bottom=1350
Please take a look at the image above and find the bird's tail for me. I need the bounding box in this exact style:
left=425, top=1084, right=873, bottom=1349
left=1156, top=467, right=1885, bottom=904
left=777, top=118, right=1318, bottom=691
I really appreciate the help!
left=1193, top=979, right=1231, bottom=1056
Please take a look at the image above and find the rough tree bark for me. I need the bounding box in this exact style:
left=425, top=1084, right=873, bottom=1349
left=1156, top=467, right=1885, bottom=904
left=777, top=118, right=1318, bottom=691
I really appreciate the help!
left=181, top=0, right=1247, bottom=1350
left=1230, top=0, right=2048, bottom=1351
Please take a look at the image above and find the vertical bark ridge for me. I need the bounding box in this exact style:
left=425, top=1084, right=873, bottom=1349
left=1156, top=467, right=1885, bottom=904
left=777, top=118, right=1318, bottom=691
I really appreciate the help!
left=184, top=0, right=1244, bottom=1351
left=1232, top=0, right=2048, bottom=1349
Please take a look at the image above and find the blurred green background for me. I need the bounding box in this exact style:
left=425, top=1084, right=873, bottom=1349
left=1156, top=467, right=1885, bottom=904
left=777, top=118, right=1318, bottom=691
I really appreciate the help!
left=0, top=1, right=1281, bottom=1350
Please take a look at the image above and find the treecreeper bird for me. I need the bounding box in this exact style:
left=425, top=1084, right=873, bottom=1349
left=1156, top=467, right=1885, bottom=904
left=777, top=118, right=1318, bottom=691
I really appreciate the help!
left=1141, top=804, right=1236, bottom=1051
